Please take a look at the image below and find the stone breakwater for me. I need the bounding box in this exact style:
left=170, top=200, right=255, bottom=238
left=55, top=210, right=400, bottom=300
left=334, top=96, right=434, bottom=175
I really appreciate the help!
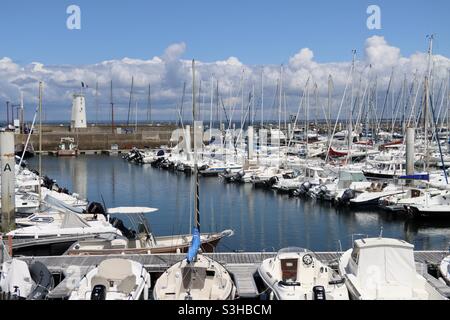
left=15, top=124, right=178, bottom=151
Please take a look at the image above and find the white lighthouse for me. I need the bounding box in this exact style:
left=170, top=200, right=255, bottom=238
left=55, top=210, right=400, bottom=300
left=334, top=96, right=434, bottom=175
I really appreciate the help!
left=71, top=94, right=87, bottom=129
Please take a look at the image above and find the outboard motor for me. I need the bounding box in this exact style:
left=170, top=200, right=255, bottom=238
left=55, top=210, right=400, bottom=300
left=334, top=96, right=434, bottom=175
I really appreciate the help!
left=299, top=181, right=311, bottom=195
left=110, top=217, right=136, bottom=239
left=91, top=285, right=107, bottom=300
left=87, top=202, right=107, bottom=217
left=268, top=176, right=279, bottom=188
left=340, top=189, right=356, bottom=205
left=313, top=286, right=326, bottom=300
left=319, top=185, right=328, bottom=196
left=27, top=262, right=55, bottom=300
left=42, top=176, right=55, bottom=190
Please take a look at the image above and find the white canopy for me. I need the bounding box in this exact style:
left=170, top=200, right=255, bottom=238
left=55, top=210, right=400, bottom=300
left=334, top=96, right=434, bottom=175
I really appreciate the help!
left=107, top=207, right=159, bottom=214
left=354, top=238, right=416, bottom=292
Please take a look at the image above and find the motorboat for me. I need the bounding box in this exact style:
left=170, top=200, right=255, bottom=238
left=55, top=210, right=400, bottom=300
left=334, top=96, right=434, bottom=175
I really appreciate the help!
left=257, top=247, right=348, bottom=300
left=338, top=237, right=447, bottom=300
left=439, top=254, right=450, bottom=285
left=6, top=210, right=121, bottom=239
left=0, top=259, right=54, bottom=300
left=408, top=190, right=450, bottom=219
left=57, top=137, right=78, bottom=157
left=64, top=207, right=233, bottom=255
left=346, top=183, right=405, bottom=207
left=68, top=258, right=151, bottom=300
left=379, top=188, right=443, bottom=213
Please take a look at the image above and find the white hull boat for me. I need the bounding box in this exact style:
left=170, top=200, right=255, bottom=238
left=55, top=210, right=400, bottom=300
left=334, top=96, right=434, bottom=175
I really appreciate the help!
left=258, top=248, right=348, bottom=300
left=69, top=258, right=151, bottom=300
left=338, top=237, right=447, bottom=300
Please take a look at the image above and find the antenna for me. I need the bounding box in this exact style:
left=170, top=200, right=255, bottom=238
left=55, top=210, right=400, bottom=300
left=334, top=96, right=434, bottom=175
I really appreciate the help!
left=110, top=80, right=114, bottom=134
left=147, top=84, right=152, bottom=124
left=127, top=76, right=134, bottom=128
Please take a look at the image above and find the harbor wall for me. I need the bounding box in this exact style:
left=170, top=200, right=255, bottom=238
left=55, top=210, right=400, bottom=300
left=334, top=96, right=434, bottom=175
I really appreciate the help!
left=15, top=124, right=177, bottom=151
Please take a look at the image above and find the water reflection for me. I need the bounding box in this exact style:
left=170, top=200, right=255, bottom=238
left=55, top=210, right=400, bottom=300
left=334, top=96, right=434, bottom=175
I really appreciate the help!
left=29, top=155, right=450, bottom=252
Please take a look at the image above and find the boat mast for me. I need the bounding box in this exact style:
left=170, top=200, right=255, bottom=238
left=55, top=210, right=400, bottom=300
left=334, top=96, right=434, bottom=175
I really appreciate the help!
left=95, top=81, right=99, bottom=124
left=447, top=68, right=450, bottom=154
left=424, top=35, right=434, bottom=172
left=38, top=81, right=43, bottom=205
left=135, top=100, right=138, bottom=133
left=127, top=76, right=134, bottom=127
left=348, top=50, right=356, bottom=165
left=279, top=65, right=283, bottom=162
left=210, top=75, right=214, bottom=139
left=305, top=81, right=309, bottom=160
left=192, top=60, right=200, bottom=232
left=261, top=69, right=264, bottom=127
left=328, top=75, right=333, bottom=145
left=110, top=80, right=115, bottom=134
left=147, top=84, right=152, bottom=124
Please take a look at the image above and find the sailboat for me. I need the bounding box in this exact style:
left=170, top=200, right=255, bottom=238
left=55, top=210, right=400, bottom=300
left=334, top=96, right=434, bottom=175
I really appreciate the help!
left=153, top=60, right=237, bottom=300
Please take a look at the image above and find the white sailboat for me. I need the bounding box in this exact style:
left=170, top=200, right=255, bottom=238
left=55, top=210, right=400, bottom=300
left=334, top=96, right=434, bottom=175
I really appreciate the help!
left=153, top=60, right=237, bottom=301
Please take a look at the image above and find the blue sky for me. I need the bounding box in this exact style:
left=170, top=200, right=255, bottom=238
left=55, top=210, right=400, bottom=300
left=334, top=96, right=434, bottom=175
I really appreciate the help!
left=0, top=0, right=449, bottom=65
left=0, top=0, right=449, bottom=121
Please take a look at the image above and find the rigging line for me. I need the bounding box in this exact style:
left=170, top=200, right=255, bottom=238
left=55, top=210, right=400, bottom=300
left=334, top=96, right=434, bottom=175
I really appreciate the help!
left=127, top=76, right=134, bottom=127
left=377, top=68, right=395, bottom=131
left=390, top=84, right=404, bottom=136
left=409, top=76, right=424, bottom=129
left=429, top=87, right=449, bottom=184
left=177, top=82, right=187, bottom=128
left=325, top=62, right=355, bottom=164
left=287, top=77, right=310, bottom=149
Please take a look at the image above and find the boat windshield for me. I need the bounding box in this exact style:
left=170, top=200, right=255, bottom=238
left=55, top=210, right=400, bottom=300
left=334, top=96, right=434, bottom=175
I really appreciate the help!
left=277, top=247, right=314, bottom=256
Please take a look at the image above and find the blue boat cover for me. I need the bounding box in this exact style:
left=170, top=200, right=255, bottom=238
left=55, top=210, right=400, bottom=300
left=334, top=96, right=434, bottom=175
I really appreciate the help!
left=186, top=227, right=201, bottom=263
left=399, top=174, right=430, bottom=181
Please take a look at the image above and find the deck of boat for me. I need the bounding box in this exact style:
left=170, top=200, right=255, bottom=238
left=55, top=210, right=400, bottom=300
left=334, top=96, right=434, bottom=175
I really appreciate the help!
left=14, top=251, right=450, bottom=299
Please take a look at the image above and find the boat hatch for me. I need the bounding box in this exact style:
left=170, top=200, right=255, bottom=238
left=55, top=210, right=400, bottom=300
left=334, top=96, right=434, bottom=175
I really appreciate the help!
left=182, top=267, right=207, bottom=290
left=281, top=259, right=298, bottom=282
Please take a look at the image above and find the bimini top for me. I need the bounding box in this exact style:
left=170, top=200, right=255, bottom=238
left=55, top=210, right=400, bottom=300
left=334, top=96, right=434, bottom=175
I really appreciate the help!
left=354, top=237, right=414, bottom=250
left=107, top=207, right=159, bottom=214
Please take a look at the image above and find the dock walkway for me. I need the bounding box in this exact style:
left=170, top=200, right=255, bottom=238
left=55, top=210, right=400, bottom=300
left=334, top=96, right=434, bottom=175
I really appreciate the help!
left=16, top=251, right=450, bottom=299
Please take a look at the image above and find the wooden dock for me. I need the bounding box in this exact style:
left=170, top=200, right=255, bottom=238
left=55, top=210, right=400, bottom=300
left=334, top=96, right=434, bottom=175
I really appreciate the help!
left=16, top=251, right=450, bottom=299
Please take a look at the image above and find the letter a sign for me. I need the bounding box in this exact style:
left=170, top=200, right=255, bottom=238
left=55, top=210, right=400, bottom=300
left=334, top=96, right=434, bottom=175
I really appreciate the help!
left=3, top=164, right=11, bottom=172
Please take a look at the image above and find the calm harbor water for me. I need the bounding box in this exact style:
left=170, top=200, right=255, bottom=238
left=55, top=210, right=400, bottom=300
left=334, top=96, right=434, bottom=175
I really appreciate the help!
left=29, top=155, right=450, bottom=252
